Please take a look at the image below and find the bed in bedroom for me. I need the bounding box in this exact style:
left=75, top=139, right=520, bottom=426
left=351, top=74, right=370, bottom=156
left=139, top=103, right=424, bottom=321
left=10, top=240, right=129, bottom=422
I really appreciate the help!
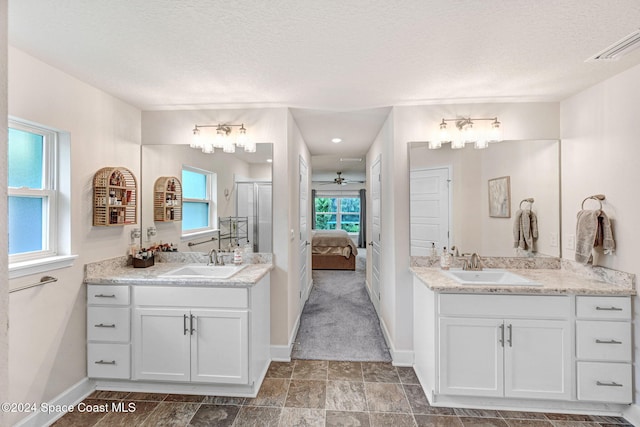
left=311, top=229, right=358, bottom=270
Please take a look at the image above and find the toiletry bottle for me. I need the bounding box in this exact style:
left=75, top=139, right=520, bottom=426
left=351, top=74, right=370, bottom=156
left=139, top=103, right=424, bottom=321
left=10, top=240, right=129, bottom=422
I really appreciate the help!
left=440, top=246, right=450, bottom=270
left=431, top=242, right=437, bottom=259
left=233, top=245, right=243, bottom=265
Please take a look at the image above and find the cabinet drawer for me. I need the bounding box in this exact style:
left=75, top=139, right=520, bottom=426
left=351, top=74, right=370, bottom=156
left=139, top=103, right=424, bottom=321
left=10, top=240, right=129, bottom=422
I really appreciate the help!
left=577, top=362, right=632, bottom=403
left=87, top=343, right=130, bottom=379
left=439, top=294, right=568, bottom=318
left=88, top=285, right=130, bottom=306
left=134, top=286, right=248, bottom=308
left=576, top=296, right=630, bottom=320
left=87, top=307, right=130, bottom=342
left=576, top=321, right=631, bottom=361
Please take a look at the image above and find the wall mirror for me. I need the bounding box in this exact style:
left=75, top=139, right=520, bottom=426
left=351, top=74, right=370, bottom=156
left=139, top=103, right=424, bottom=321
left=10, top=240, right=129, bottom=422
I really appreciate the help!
left=140, top=143, right=273, bottom=252
left=409, top=139, right=560, bottom=258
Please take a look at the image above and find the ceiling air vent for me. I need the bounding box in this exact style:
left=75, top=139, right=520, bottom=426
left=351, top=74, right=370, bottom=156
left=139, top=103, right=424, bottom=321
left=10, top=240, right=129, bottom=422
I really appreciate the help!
left=586, top=29, right=640, bottom=62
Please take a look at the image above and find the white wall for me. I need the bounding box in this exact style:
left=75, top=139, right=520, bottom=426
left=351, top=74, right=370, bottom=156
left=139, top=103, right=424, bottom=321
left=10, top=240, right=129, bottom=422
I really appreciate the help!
left=7, top=47, right=142, bottom=425
left=560, top=62, right=640, bottom=410
left=0, top=2, right=9, bottom=425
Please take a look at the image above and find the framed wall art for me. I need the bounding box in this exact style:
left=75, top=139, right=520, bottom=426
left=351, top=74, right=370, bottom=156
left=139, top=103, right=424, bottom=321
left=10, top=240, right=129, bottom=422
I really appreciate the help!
left=488, top=176, right=511, bottom=218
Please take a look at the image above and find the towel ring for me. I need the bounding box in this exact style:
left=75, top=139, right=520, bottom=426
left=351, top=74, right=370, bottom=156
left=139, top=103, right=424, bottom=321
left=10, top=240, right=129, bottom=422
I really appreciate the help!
left=519, top=198, right=534, bottom=209
left=581, top=194, right=605, bottom=210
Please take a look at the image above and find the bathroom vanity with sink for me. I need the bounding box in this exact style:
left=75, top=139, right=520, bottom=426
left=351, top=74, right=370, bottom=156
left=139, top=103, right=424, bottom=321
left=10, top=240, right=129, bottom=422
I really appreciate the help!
left=411, top=265, right=635, bottom=414
left=85, top=255, right=272, bottom=397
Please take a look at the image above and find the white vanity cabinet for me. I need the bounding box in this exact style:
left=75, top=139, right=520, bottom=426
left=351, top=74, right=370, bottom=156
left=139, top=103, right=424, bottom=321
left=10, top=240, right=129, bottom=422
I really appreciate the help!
left=132, top=277, right=269, bottom=387
left=87, top=284, right=131, bottom=379
left=437, top=294, right=571, bottom=401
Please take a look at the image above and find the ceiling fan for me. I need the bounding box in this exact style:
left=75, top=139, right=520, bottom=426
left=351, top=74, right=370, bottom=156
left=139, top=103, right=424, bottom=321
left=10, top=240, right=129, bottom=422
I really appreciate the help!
left=318, top=171, right=365, bottom=186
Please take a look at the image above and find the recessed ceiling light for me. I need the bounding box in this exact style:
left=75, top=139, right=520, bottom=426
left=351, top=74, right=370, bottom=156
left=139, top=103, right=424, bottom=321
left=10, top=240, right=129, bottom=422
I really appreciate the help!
left=266, top=158, right=273, bottom=163
left=331, top=138, right=342, bottom=143
left=340, top=158, right=362, bottom=162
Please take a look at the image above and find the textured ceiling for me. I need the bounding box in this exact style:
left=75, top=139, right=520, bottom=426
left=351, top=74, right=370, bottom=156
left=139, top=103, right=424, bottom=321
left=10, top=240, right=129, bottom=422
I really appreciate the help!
left=8, top=0, right=640, bottom=172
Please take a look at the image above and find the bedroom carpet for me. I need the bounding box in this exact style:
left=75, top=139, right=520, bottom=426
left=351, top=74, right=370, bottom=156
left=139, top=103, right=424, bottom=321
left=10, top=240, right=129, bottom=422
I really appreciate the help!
left=291, top=250, right=391, bottom=362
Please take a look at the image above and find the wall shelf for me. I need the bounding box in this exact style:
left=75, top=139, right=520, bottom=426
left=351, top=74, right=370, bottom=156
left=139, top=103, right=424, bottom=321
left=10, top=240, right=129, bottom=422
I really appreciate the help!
left=153, top=176, right=182, bottom=222
left=93, top=167, right=138, bottom=226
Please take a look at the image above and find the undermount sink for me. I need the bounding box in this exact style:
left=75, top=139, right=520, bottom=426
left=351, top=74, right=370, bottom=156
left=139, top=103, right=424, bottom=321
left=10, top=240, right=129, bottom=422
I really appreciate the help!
left=161, top=264, right=247, bottom=279
left=441, top=268, right=541, bottom=286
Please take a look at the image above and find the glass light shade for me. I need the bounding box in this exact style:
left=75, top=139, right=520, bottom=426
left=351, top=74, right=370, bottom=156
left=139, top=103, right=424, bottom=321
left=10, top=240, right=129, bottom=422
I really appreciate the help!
left=222, top=139, right=236, bottom=153
left=489, top=121, right=503, bottom=142
left=438, top=122, right=450, bottom=143
left=474, top=139, right=489, bottom=149
left=428, top=140, right=442, bottom=150
left=236, top=129, right=248, bottom=147
left=451, top=138, right=465, bottom=149
left=201, top=143, right=214, bottom=154
left=190, top=128, right=202, bottom=148
left=213, top=131, right=226, bottom=148
left=463, top=122, right=476, bottom=143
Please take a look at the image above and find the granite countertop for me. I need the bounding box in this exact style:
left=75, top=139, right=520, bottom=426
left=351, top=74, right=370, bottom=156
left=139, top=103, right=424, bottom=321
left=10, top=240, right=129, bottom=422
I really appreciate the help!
left=410, top=267, right=636, bottom=296
left=85, top=262, right=273, bottom=288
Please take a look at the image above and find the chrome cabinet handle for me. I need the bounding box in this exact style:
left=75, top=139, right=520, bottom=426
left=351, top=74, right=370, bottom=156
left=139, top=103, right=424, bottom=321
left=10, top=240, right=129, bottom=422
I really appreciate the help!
left=498, top=324, right=504, bottom=347
left=95, top=360, right=116, bottom=365
left=95, top=294, right=116, bottom=298
left=597, top=381, right=623, bottom=387
left=94, top=323, right=116, bottom=328
left=184, top=314, right=188, bottom=335
left=595, top=339, right=623, bottom=344
left=190, top=314, right=196, bottom=335
left=507, top=324, right=513, bottom=347
left=595, top=306, right=623, bottom=311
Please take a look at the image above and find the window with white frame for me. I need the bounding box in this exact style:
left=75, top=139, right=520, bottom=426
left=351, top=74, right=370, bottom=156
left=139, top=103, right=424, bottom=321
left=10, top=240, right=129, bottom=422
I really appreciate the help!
left=8, top=120, right=58, bottom=262
left=314, top=192, right=361, bottom=233
left=182, top=166, right=217, bottom=235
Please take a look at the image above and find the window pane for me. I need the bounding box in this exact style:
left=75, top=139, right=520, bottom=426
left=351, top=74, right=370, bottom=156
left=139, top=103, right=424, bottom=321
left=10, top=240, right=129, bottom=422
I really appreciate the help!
left=341, top=214, right=360, bottom=233
left=340, top=198, right=361, bottom=213
left=8, top=128, right=44, bottom=189
left=182, top=201, right=209, bottom=231
left=8, top=196, right=44, bottom=254
left=315, top=197, right=337, bottom=213
left=315, top=213, right=336, bottom=230
left=182, top=169, right=207, bottom=199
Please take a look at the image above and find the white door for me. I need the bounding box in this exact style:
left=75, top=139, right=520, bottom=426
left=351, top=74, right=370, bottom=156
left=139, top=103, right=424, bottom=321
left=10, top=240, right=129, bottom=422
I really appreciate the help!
left=439, top=317, right=504, bottom=397
left=256, top=183, right=272, bottom=252
left=190, top=309, right=249, bottom=384
left=133, top=308, right=190, bottom=382
left=299, top=156, right=310, bottom=307
left=410, top=167, right=450, bottom=255
left=370, top=155, right=381, bottom=311
left=504, top=319, right=571, bottom=400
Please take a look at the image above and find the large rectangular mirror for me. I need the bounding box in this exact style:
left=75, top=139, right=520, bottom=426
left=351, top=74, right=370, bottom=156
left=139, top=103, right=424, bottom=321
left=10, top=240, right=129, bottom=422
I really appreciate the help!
left=141, top=143, right=273, bottom=252
left=409, top=140, right=560, bottom=258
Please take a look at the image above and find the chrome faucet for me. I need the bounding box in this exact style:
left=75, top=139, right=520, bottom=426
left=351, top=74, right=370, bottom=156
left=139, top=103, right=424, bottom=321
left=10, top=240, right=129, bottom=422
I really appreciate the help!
left=463, top=253, right=483, bottom=271
left=207, top=248, right=221, bottom=266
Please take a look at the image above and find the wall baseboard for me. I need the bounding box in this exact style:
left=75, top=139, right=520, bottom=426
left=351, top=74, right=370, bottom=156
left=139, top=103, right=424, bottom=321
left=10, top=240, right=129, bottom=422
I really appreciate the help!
left=270, top=298, right=303, bottom=362
left=13, top=378, right=95, bottom=427
left=379, top=316, right=414, bottom=367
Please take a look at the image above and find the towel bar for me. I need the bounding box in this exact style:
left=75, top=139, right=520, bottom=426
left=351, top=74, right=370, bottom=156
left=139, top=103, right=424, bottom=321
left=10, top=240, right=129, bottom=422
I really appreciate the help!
left=581, top=194, right=605, bottom=210
left=10, top=276, right=58, bottom=293
left=519, top=198, right=534, bottom=209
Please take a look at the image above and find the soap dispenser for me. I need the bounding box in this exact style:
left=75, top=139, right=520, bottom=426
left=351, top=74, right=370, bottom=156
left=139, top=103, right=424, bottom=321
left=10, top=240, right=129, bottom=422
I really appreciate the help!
left=440, top=246, right=451, bottom=270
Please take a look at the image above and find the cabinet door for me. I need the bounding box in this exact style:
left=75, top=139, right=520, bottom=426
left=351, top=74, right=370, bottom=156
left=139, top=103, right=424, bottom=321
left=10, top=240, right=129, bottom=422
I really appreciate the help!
left=439, top=317, right=503, bottom=396
left=133, top=308, right=190, bottom=382
left=504, top=319, right=571, bottom=400
left=190, top=309, right=249, bottom=384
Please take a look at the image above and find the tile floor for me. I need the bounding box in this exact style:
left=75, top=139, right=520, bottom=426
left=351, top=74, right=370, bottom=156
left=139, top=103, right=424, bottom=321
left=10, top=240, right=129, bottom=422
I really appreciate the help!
left=53, top=360, right=632, bottom=426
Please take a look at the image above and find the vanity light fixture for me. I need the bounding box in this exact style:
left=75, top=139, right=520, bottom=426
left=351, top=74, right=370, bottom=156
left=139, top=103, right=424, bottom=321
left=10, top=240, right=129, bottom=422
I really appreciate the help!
left=430, top=117, right=502, bottom=150
left=190, top=123, right=255, bottom=154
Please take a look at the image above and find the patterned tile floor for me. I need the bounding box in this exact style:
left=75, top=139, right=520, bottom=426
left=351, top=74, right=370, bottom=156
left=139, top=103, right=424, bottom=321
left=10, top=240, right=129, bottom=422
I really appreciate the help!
left=53, top=360, right=632, bottom=426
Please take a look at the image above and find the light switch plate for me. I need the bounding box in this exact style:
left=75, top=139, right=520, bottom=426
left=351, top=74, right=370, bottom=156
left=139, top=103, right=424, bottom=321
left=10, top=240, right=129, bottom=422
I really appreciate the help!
left=566, top=234, right=575, bottom=250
